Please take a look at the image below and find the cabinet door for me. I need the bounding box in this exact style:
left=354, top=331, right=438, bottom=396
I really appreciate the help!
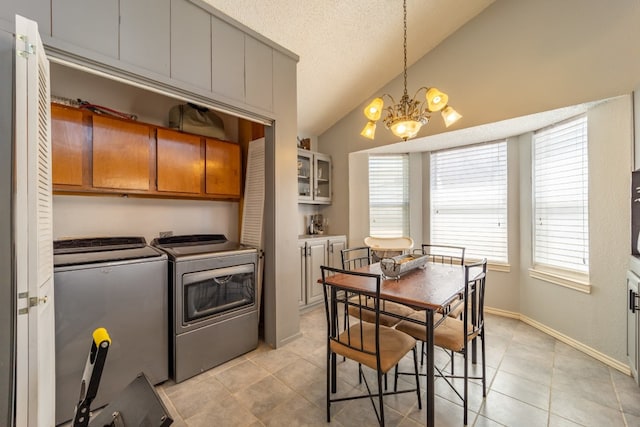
left=328, top=237, right=346, bottom=269
left=314, top=152, right=332, bottom=203
left=52, top=0, right=119, bottom=58
left=306, top=240, right=328, bottom=305
left=298, top=241, right=307, bottom=307
left=157, top=129, right=203, bottom=194
left=51, top=104, right=87, bottom=186
left=245, top=36, right=273, bottom=111
left=92, top=116, right=151, bottom=190
left=170, top=0, right=211, bottom=90
left=120, top=0, right=170, bottom=76
left=205, top=139, right=241, bottom=197
left=297, top=150, right=313, bottom=202
left=211, top=16, right=244, bottom=102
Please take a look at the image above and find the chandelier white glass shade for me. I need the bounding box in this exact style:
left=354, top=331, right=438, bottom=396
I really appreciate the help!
left=360, top=0, right=462, bottom=141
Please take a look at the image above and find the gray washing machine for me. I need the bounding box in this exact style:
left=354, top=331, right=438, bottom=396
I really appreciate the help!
left=53, top=237, right=168, bottom=425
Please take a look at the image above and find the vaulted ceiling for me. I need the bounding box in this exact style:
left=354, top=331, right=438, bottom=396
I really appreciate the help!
left=203, top=0, right=495, bottom=137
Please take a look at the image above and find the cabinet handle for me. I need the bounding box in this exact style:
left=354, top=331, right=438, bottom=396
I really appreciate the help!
left=631, top=289, right=640, bottom=313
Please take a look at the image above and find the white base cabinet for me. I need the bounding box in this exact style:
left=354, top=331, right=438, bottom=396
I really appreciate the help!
left=299, top=235, right=346, bottom=308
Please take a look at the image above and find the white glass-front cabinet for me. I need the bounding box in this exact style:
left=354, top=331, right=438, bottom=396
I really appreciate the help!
left=297, top=149, right=331, bottom=204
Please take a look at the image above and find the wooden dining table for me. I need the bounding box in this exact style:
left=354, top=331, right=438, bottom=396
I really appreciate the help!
left=321, top=261, right=467, bottom=426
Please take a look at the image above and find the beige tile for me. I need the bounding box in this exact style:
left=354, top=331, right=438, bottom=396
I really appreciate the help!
left=550, top=389, right=626, bottom=427
left=249, top=347, right=301, bottom=374
left=611, top=367, right=640, bottom=417
left=259, top=394, right=334, bottom=427
left=333, top=394, right=405, bottom=427
left=184, top=394, right=261, bottom=427
left=214, top=359, right=270, bottom=394
left=491, top=370, right=550, bottom=410
left=479, top=389, right=548, bottom=427
left=407, top=393, right=477, bottom=426
left=548, top=413, right=585, bottom=427
left=273, top=356, right=325, bottom=392
left=163, top=375, right=231, bottom=420
left=233, top=375, right=295, bottom=418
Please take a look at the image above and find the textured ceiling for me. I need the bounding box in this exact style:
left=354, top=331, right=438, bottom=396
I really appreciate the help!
left=203, top=0, right=495, bottom=137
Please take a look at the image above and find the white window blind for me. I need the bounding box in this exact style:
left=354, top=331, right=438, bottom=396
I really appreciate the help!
left=430, top=141, right=508, bottom=263
left=369, top=154, right=409, bottom=237
left=533, top=115, right=589, bottom=274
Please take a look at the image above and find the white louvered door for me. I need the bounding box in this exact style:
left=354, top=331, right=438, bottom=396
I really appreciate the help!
left=15, top=14, right=55, bottom=427
left=241, top=138, right=265, bottom=318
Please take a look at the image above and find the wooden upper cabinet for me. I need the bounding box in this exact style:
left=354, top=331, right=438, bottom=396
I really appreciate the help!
left=205, top=139, right=241, bottom=197
left=92, top=116, right=151, bottom=190
left=157, top=129, right=203, bottom=194
left=51, top=104, right=87, bottom=186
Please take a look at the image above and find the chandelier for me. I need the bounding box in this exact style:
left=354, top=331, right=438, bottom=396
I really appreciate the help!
left=360, top=0, right=462, bottom=141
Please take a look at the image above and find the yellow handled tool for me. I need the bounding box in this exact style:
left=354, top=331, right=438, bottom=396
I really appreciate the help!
left=71, top=328, right=111, bottom=427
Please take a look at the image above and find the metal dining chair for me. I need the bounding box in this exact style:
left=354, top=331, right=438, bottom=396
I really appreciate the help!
left=321, top=265, right=422, bottom=427
left=421, top=244, right=466, bottom=318
left=415, top=244, right=467, bottom=366
left=395, top=259, right=488, bottom=425
left=341, top=247, right=415, bottom=328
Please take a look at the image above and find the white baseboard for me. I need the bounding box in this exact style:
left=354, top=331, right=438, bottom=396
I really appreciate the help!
left=485, top=306, right=631, bottom=376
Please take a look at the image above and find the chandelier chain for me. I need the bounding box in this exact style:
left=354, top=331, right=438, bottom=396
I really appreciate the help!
left=402, top=0, right=408, bottom=98
left=360, top=0, right=461, bottom=140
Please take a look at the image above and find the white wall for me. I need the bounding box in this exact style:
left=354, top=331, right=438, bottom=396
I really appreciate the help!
left=53, top=195, right=239, bottom=244
left=519, top=96, right=632, bottom=363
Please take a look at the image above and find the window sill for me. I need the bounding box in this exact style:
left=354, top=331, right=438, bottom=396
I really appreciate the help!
left=466, top=258, right=510, bottom=273
left=488, top=262, right=510, bottom=273
left=528, top=267, right=591, bottom=294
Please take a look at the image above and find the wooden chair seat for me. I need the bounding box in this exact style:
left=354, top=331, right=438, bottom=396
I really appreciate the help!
left=347, top=296, right=415, bottom=327
left=331, top=323, right=416, bottom=373
left=396, top=312, right=482, bottom=353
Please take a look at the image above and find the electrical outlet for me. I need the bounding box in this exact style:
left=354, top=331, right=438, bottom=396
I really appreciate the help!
left=159, top=231, right=173, bottom=238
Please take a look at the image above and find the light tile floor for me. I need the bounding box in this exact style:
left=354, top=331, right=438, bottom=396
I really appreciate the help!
left=154, top=306, right=640, bottom=426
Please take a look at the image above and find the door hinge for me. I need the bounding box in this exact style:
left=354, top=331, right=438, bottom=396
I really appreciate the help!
left=17, top=291, right=29, bottom=315
left=16, top=34, right=35, bottom=58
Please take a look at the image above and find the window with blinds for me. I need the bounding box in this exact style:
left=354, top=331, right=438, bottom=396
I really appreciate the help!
left=430, top=141, right=508, bottom=263
left=533, top=115, right=589, bottom=274
left=369, top=154, right=409, bottom=237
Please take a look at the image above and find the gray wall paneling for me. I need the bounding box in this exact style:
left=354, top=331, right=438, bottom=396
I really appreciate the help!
left=211, top=15, right=244, bottom=102
left=245, top=36, right=273, bottom=111
left=170, top=0, right=211, bottom=90
left=120, top=0, right=171, bottom=77
left=0, top=0, right=50, bottom=36
left=52, top=0, right=119, bottom=59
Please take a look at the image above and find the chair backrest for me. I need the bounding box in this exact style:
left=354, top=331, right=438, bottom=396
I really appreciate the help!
left=421, top=244, right=466, bottom=265
left=341, top=246, right=372, bottom=270
left=463, top=258, right=488, bottom=339
left=321, top=265, right=382, bottom=359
